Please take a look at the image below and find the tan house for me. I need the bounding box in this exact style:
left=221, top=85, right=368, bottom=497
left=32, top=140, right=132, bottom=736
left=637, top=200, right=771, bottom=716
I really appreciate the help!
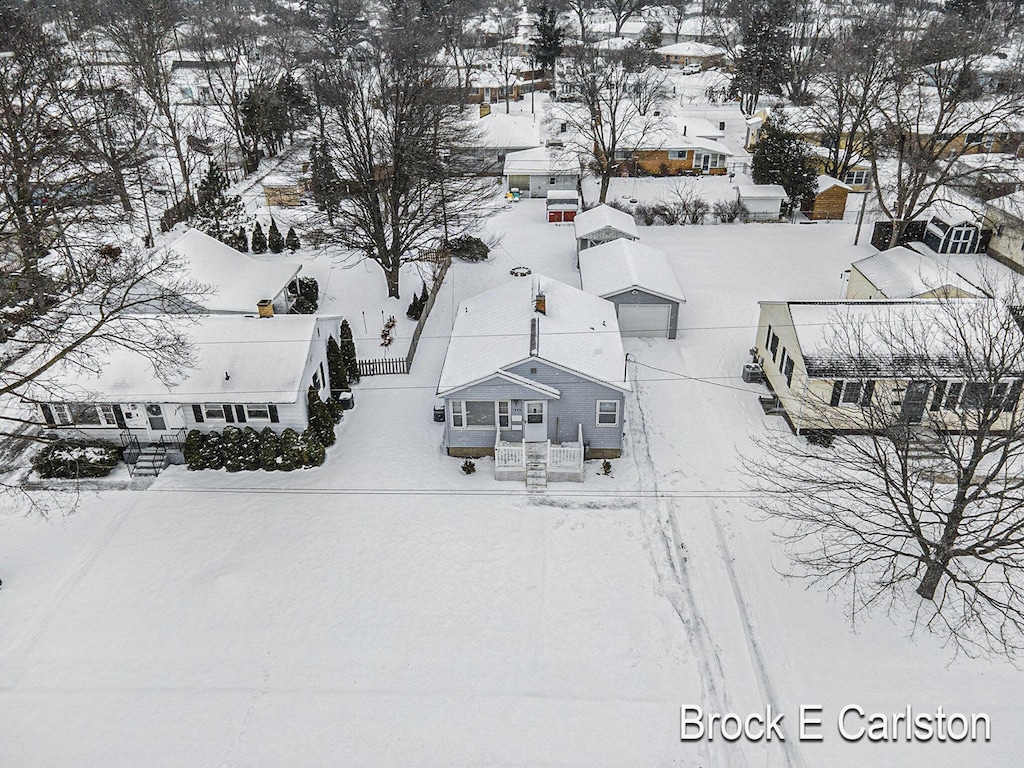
left=846, top=246, right=981, bottom=300
left=984, top=191, right=1024, bottom=271
left=754, top=299, right=1024, bottom=434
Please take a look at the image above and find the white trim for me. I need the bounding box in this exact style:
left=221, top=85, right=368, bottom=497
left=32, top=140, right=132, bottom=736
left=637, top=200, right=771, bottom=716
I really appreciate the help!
left=596, top=399, right=620, bottom=426
left=450, top=399, right=512, bottom=430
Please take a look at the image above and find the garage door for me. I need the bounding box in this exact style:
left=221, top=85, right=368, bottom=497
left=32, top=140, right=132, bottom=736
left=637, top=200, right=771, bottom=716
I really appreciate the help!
left=617, top=303, right=671, bottom=338
left=507, top=175, right=530, bottom=196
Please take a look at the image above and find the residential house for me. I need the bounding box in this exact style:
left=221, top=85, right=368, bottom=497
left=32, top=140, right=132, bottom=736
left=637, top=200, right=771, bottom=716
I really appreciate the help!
left=457, top=106, right=542, bottom=175
left=622, top=114, right=733, bottom=176
left=801, top=175, right=852, bottom=220
left=578, top=239, right=685, bottom=338
left=436, top=276, right=630, bottom=483
left=755, top=299, right=1024, bottom=434
left=35, top=313, right=343, bottom=450
left=984, top=191, right=1024, bottom=271
left=503, top=146, right=580, bottom=198
left=846, top=247, right=981, bottom=300
left=655, top=41, right=727, bottom=69
left=573, top=204, right=640, bottom=259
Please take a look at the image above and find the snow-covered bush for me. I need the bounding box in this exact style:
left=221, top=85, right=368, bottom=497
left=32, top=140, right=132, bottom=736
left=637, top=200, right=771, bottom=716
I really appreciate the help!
left=184, top=430, right=207, bottom=470
left=268, top=219, right=285, bottom=253
left=239, top=427, right=263, bottom=471
left=713, top=199, right=749, bottom=223
left=221, top=426, right=244, bottom=472
left=201, top=430, right=225, bottom=470
left=301, top=428, right=326, bottom=467
left=259, top=427, right=279, bottom=471
left=277, top=428, right=302, bottom=471
left=285, top=226, right=301, bottom=251
left=340, top=319, right=360, bottom=383
left=448, top=235, right=489, bottom=262
left=31, top=439, right=122, bottom=479
left=461, top=459, right=476, bottom=474
left=251, top=222, right=268, bottom=253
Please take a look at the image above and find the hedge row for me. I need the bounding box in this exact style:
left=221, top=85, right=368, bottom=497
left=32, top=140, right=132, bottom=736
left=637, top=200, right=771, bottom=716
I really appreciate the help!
left=184, top=425, right=325, bottom=471
left=32, top=439, right=122, bottom=479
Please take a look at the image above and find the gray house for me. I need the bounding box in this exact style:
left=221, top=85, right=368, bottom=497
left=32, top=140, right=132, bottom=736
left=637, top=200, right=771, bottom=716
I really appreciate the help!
left=573, top=204, right=639, bottom=262
left=437, top=276, right=630, bottom=486
left=578, top=239, right=686, bottom=338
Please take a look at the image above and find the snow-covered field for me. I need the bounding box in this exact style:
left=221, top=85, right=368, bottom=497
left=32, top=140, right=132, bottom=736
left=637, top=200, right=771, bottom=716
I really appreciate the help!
left=2, top=198, right=1021, bottom=767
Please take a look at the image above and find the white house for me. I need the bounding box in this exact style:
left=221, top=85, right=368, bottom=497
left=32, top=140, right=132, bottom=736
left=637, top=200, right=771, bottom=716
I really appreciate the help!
left=35, top=314, right=343, bottom=448
left=578, top=239, right=686, bottom=338
left=503, top=146, right=580, bottom=199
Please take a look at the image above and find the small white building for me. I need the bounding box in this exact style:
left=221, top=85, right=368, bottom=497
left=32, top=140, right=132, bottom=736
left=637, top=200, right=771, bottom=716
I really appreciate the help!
left=573, top=204, right=640, bottom=260
left=503, top=146, right=580, bottom=199
left=578, top=240, right=686, bottom=338
left=546, top=190, right=580, bottom=222
left=736, top=184, right=788, bottom=221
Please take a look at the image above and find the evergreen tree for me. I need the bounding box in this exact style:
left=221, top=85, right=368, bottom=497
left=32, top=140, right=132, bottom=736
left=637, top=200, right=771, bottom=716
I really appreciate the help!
left=275, top=72, right=312, bottom=143
left=268, top=219, right=285, bottom=253
left=251, top=221, right=268, bottom=253
left=730, top=0, right=792, bottom=116
left=419, top=282, right=429, bottom=308
left=200, top=430, right=225, bottom=470
left=530, top=3, right=564, bottom=73
left=308, top=140, right=344, bottom=225
left=259, top=427, right=279, bottom=471
left=327, top=335, right=349, bottom=391
left=192, top=162, right=249, bottom=244
left=184, top=429, right=207, bottom=470
left=277, top=428, right=302, bottom=471
left=301, top=427, right=326, bottom=467
left=285, top=226, right=301, bottom=251
left=406, top=292, right=422, bottom=320
left=235, top=226, right=249, bottom=253
left=340, top=319, right=360, bottom=383
left=221, top=425, right=244, bottom=472
left=239, top=427, right=262, bottom=471
left=307, top=386, right=338, bottom=446
left=751, top=115, right=818, bottom=215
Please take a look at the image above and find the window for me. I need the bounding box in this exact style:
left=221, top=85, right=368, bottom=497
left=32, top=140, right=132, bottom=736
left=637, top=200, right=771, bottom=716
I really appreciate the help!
left=841, top=381, right=862, bottom=404
left=204, top=404, right=226, bottom=420
left=779, top=348, right=787, bottom=374
left=961, top=381, right=991, bottom=410
left=597, top=400, right=620, bottom=425
left=769, top=332, right=779, bottom=361
left=450, top=400, right=508, bottom=429
left=526, top=402, right=544, bottom=424
left=843, top=170, right=869, bottom=186
left=50, top=404, right=73, bottom=425
left=98, top=404, right=118, bottom=426
left=784, top=358, right=795, bottom=387
left=614, top=149, right=632, bottom=160
left=668, top=149, right=690, bottom=160
left=945, top=226, right=975, bottom=254
left=312, top=371, right=322, bottom=390
left=831, top=380, right=872, bottom=407
left=246, top=404, right=271, bottom=420
left=765, top=324, right=773, bottom=350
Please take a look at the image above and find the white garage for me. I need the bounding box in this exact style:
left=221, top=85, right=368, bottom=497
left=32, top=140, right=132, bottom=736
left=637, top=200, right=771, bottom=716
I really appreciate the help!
left=577, top=240, right=686, bottom=339
left=617, top=303, right=673, bottom=337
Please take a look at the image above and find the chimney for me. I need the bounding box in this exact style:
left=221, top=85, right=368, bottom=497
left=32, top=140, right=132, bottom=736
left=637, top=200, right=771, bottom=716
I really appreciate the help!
left=257, top=299, right=274, bottom=318
left=534, top=290, right=546, bottom=315
left=683, top=124, right=687, bottom=136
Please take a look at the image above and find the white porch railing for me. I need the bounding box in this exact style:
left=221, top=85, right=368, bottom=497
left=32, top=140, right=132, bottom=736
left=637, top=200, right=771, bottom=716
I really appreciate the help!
left=495, top=432, right=526, bottom=467
left=548, top=424, right=585, bottom=470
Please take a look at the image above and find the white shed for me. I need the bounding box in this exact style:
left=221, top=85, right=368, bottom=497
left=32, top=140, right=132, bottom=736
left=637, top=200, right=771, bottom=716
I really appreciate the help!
left=736, top=184, right=788, bottom=221
left=573, top=204, right=640, bottom=261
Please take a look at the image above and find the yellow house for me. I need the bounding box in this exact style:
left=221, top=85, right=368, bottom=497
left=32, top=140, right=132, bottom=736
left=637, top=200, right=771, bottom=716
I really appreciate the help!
left=846, top=246, right=982, bottom=300
left=754, top=299, right=1024, bottom=434
left=984, top=191, right=1024, bottom=272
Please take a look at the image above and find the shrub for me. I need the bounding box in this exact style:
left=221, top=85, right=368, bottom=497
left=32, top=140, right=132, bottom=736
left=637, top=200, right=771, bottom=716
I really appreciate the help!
left=292, top=295, right=316, bottom=314
left=221, top=425, right=244, bottom=472
left=232, top=226, right=249, bottom=252
left=289, top=277, right=319, bottom=313
left=713, top=199, right=749, bottom=223
left=285, top=226, right=301, bottom=251
left=31, top=439, right=122, bottom=479
left=184, top=429, right=207, bottom=470
left=340, top=319, right=360, bottom=383
left=268, top=219, right=285, bottom=253
left=259, top=427, right=279, bottom=471
left=251, top=222, right=268, bottom=253
left=633, top=202, right=657, bottom=226
left=448, top=235, right=489, bottom=262
left=301, top=428, right=326, bottom=467
left=307, top=386, right=338, bottom=446
left=327, top=335, right=349, bottom=391
left=277, top=428, right=302, bottom=471
left=461, top=458, right=476, bottom=474
left=651, top=203, right=677, bottom=224
left=201, top=430, right=225, bottom=470
left=239, top=427, right=263, bottom=471
left=806, top=431, right=834, bottom=448
left=406, top=292, right=423, bottom=321
left=601, top=459, right=612, bottom=475
left=685, top=198, right=711, bottom=224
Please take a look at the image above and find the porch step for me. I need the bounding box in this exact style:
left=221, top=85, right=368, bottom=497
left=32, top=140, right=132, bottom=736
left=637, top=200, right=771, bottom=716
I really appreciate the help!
left=131, top=446, right=168, bottom=477
left=526, top=461, right=547, bottom=492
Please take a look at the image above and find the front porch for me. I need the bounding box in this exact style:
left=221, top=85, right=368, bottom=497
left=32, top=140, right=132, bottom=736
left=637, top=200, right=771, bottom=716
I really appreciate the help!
left=494, top=424, right=585, bottom=487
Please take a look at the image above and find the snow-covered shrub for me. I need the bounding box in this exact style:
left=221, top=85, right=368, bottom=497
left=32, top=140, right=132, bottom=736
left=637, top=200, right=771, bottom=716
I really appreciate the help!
left=301, top=428, right=326, bottom=467
left=259, top=427, right=279, bottom=471
left=201, top=430, right=225, bottom=470
left=221, top=426, right=244, bottom=472
left=461, top=459, right=476, bottom=474
left=239, top=427, right=263, bottom=471
left=268, top=219, right=285, bottom=253
left=31, top=439, right=122, bottom=479
left=326, top=335, right=349, bottom=392
left=307, top=386, right=338, bottom=446
left=448, top=235, right=489, bottom=262
left=251, top=222, right=268, bottom=253
left=633, top=203, right=658, bottom=226
left=277, top=428, right=302, bottom=471
left=340, top=319, right=360, bottom=383
left=285, top=226, right=301, bottom=251
left=601, top=459, right=612, bottom=475
left=183, top=429, right=207, bottom=470
left=713, top=199, right=749, bottom=223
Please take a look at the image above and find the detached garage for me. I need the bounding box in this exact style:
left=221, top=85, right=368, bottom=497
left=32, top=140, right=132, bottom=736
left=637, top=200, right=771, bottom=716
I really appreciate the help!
left=578, top=239, right=686, bottom=339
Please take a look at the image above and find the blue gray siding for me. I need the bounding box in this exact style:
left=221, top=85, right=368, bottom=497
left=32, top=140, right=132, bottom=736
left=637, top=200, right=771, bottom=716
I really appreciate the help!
left=603, top=289, right=680, bottom=339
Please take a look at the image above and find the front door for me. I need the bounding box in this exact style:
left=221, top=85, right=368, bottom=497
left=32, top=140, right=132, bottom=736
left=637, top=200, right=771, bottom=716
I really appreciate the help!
left=146, top=403, right=167, bottom=431
left=701, top=153, right=711, bottom=172
left=900, top=381, right=930, bottom=424
left=524, top=401, right=546, bottom=442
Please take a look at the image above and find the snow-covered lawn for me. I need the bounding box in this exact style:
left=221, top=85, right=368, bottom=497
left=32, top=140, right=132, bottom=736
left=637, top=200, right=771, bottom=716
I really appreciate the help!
left=2, top=200, right=1022, bottom=767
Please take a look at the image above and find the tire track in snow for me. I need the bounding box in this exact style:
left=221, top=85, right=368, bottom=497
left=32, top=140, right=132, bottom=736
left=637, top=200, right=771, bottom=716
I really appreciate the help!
left=626, top=380, right=747, bottom=768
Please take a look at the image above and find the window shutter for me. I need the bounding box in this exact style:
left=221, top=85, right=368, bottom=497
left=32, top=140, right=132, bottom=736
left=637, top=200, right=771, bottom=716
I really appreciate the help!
left=1003, top=380, right=1023, bottom=412
left=235, top=404, right=247, bottom=423
left=930, top=381, right=945, bottom=411
left=765, top=324, right=772, bottom=348
left=223, top=404, right=235, bottom=423
left=830, top=381, right=843, bottom=407
left=192, top=404, right=204, bottom=423
left=268, top=404, right=279, bottom=423
left=113, top=405, right=127, bottom=429
left=860, top=380, right=875, bottom=406
left=41, top=403, right=55, bottom=425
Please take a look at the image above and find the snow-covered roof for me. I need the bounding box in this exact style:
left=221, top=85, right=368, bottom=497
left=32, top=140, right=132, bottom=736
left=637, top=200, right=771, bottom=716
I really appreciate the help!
left=573, top=204, right=639, bottom=240
left=473, top=110, right=542, bottom=150
left=503, top=146, right=579, bottom=176
left=988, top=190, right=1024, bottom=220
left=578, top=240, right=686, bottom=303
left=656, top=42, right=727, bottom=58
left=851, top=246, right=978, bottom=299
left=737, top=183, right=788, bottom=199
left=33, top=314, right=339, bottom=404
left=437, top=276, right=629, bottom=394
left=262, top=174, right=298, bottom=187
left=816, top=174, right=852, bottom=193
left=168, top=229, right=301, bottom=313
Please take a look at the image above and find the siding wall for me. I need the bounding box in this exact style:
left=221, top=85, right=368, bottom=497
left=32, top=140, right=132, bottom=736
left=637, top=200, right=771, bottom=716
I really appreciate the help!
left=443, top=360, right=626, bottom=454
left=807, top=186, right=849, bottom=220
left=845, top=267, right=887, bottom=300
left=604, top=289, right=680, bottom=338
left=985, top=206, right=1024, bottom=270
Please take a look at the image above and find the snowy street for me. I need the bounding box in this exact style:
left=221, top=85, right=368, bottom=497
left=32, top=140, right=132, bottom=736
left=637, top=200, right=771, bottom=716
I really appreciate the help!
left=2, top=199, right=1022, bottom=766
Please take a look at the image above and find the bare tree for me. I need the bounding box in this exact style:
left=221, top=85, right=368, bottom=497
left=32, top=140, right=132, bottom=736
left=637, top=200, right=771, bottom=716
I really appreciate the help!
left=314, top=2, right=488, bottom=298
left=549, top=43, right=666, bottom=203
left=748, top=294, right=1024, bottom=657
left=601, top=0, right=650, bottom=37
left=866, top=15, right=1024, bottom=247
left=784, top=0, right=827, bottom=105
left=483, top=1, right=522, bottom=114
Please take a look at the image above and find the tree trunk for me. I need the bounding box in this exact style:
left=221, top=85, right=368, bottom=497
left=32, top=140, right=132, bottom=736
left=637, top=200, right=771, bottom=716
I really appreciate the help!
left=382, top=262, right=400, bottom=299
left=599, top=173, right=611, bottom=203
left=916, top=557, right=948, bottom=600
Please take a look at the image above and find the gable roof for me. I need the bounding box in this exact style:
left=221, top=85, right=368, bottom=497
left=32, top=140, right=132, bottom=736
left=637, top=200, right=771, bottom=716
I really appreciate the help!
left=737, top=183, right=788, bottom=199
left=31, top=314, right=339, bottom=404
left=656, top=41, right=727, bottom=58
left=851, top=246, right=979, bottom=299
left=816, top=174, right=852, bottom=193
left=988, top=190, right=1024, bottom=221
left=168, top=229, right=302, bottom=313
left=578, top=239, right=686, bottom=303
left=573, top=205, right=639, bottom=240
left=437, top=275, right=630, bottom=394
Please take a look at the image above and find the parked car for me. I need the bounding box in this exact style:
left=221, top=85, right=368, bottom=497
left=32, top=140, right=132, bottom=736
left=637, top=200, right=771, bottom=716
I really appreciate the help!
left=681, top=63, right=702, bottom=75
